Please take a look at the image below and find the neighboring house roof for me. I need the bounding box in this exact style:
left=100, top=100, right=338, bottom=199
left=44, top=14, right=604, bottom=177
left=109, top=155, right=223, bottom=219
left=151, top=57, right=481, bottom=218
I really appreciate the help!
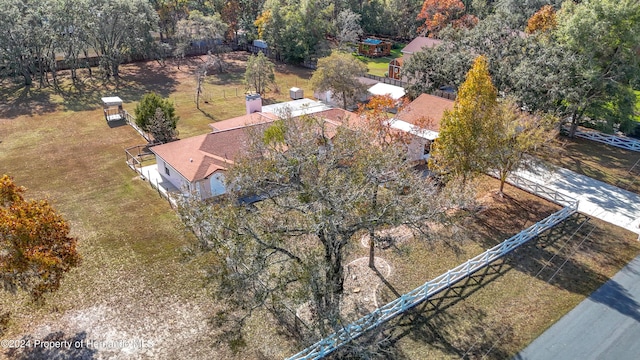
left=394, top=93, right=454, bottom=132
left=390, top=57, right=403, bottom=66
left=368, top=83, right=406, bottom=100
left=402, top=37, right=443, bottom=55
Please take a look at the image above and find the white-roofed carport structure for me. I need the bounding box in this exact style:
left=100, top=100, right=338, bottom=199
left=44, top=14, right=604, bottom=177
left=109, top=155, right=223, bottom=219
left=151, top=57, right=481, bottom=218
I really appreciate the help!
left=101, top=96, right=124, bottom=122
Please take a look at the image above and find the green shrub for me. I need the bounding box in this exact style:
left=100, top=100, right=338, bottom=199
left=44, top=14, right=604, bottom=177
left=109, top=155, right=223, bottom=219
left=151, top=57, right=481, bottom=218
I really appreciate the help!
left=134, top=92, right=179, bottom=131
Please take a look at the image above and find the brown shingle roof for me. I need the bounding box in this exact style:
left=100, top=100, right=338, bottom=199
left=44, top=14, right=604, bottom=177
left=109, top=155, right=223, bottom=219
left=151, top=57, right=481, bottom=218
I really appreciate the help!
left=151, top=124, right=269, bottom=182
left=395, top=93, right=454, bottom=131
left=390, top=57, right=403, bottom=66
left=402, top=37, right=443, bottom=55
left=150, top=134, right=224, bottom=182
left=209, top=112, right=278, bottom=132
left=154, top=109, right=362, bottom=183
left=314, top=109, right=364, bottom=129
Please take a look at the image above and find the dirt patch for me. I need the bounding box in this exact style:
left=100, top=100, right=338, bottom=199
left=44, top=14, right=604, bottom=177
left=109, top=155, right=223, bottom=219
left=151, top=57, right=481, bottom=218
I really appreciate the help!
left=359, top=226, right=414, bottom=249
left=5, top=296, right=219, bottom=360
left=343, top=257, right=392, bottom=314
left=296, top=257, right=392, bottom=325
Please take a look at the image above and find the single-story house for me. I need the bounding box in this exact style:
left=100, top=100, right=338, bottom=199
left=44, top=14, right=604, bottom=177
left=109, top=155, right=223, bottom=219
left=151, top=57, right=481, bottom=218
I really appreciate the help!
left=151, top=95, right=360, bottom=200
left=358, top=38, right=392, bottom=57
left=150, top=122, right=267, bottom=200
left=388, top=37, right=443, bottom=80
left=388, top=93, right=454, bottom=162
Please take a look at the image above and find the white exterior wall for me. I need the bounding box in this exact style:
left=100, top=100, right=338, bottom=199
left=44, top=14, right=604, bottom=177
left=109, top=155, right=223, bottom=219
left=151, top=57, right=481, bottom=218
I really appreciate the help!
left=155, top=155, right=190, bottom=192
left=315, top=90, right=334, bottom=105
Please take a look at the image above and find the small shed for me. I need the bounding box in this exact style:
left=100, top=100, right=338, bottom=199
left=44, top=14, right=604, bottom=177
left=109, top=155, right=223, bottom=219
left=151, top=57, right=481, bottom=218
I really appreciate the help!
left=290, top=87, right=303, bottom=100
left=101, top=96, right=124, bottom=122
left=358, top=38, right=392, bottom=57
left=388, top=57, right=403, bottom=80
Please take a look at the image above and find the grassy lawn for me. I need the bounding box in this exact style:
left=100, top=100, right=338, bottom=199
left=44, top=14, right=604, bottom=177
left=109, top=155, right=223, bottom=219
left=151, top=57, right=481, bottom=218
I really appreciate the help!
left=0, top=52, right=314, bottom=359
left=549, top=135, right=640, bottom=194
left=354, top=44, right=405, bottom=77
left=0, top=52, right=314, bottom=139
left=1, top=53, right=639, bottom=359
left=359, top=177, right=640, bottom=358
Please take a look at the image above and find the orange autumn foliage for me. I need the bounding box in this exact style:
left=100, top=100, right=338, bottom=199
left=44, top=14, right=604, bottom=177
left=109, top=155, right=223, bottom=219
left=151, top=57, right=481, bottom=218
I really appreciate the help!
left=526, top=5, right=558, bottom=34
left=0, top=175, right=80, bottom=300
left=417, top=0, right=478, bottom=36
left=358, top=95, right=435, bottom=148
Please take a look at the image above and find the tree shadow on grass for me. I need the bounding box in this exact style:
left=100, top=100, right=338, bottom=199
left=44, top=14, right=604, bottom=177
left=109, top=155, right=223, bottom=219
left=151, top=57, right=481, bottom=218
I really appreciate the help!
left=334, top=212, right=628, bottom=359
left=0, top=60, right=182, bottom=118
left=509, top=213, right=608, bottom=295
left=5, top=331, right=97, bottom=360
left=59, top=62, right=181, bottom=113
left=470, top=192, right=559, bottom=249
left=332, top=260, right=514, bottom=359
left=0, top=84, right=57, bottom=119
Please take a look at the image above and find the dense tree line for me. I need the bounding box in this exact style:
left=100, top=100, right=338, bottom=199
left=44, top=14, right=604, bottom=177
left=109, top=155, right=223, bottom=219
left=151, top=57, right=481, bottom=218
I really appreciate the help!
left=0, top=0, right=158, bottom=86
left=405, top=0, right=640, bottom=135
left=1, top=0, right=638, bottom=139
left=0, top=0, right=553, bottom=86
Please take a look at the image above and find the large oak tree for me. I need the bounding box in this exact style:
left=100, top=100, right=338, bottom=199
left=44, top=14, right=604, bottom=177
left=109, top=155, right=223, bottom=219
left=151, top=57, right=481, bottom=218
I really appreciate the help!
left=178, top=115, right=469, bottom=344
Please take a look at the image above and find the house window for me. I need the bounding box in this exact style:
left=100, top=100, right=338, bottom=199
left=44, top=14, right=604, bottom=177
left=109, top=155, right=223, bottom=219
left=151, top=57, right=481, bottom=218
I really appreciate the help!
left=165, top=164, right=170, bottom=176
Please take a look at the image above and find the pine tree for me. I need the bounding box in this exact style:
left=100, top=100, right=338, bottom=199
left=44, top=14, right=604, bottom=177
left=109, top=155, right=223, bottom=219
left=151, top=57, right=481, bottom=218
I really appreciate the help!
left=134, top=92, right=179, bottom=132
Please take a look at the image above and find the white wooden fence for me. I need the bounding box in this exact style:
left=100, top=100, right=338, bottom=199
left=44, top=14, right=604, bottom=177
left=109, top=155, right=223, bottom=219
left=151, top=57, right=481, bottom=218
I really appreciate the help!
left=505, top=173, right=576, bottom=207
left=123, top=110, right=153, bottom=143
left=567, top=127, right=640, bottom=152
left=286, top=190, right=578, bottom=359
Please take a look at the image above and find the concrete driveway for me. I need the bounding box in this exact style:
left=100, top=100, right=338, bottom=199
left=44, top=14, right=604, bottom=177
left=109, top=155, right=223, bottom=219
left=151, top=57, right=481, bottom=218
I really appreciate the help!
left=510, top=163, right=640, bottom=359
left=511, top=165, right=640, bottom=235
left=514, top=255, right=640, bottom=360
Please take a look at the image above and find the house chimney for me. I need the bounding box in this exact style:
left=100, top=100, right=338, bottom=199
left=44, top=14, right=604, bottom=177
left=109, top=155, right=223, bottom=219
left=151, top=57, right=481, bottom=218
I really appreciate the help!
left=245, top=93, right=262, bottom=114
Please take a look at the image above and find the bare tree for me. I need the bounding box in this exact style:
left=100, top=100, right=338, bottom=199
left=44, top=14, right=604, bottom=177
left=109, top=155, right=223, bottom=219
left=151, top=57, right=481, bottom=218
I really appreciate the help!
left=244, top=52, right=275, bottom=95
left=335, top=9, right=363, bottom=49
